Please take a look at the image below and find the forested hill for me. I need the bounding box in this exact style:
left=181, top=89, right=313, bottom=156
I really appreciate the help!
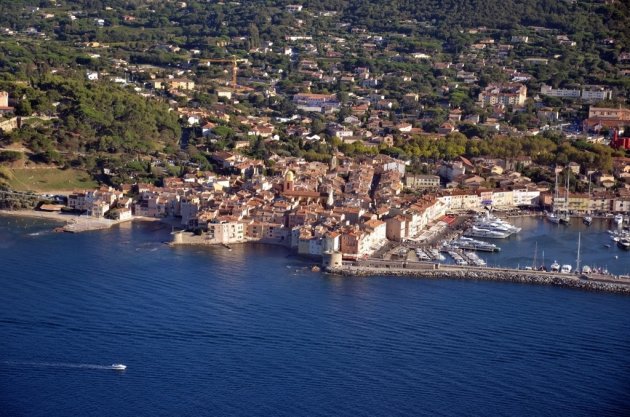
left=1, top=1, right=628, bottom=46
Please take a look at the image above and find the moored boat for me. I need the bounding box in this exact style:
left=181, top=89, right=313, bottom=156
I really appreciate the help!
left=546, top=212, right=561, bottom=224
left=614, top=214, right=623, bottom=226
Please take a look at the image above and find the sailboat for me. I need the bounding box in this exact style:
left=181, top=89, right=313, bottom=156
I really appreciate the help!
left=583, top=173, right=593, bottom=225
left=546, top=171, right=561, bottom=224
left=559, top=169, right=570, bottom=224
left=576, top=232, right=582, bottom=274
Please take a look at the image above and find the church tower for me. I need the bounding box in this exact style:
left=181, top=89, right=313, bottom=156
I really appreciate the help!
left=284, top=170, right=295, bottom=192
left=329, top=154, right=338, bottom=171
left=326, top=186, right=334, bottom=209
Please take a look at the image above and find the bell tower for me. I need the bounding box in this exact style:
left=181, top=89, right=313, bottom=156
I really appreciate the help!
left=284, top=170, right=295, bottom=192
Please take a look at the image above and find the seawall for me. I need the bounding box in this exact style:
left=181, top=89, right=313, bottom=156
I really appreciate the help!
left=326, top=264, right=630, bottom=294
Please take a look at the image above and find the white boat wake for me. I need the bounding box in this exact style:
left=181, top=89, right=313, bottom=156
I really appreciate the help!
left=3, top=361, right=122, bottom=370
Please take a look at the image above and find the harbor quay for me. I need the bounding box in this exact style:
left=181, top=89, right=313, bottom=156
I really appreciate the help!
left=322, top=256, right=630, bottom=295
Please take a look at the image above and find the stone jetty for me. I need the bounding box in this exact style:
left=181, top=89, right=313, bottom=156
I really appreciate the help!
left=326, top=263, right=630, bottom=295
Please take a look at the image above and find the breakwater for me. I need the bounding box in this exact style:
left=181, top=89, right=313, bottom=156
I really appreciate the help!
left=326, top=263, right=630, bottom=294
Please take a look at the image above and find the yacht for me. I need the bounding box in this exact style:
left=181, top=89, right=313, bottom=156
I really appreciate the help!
left=473, top=215, right=521, bottom=234
left=546, top=212, right=561, bottom=224
left=464, top=226, right=511, bottom=239
left=111, top=364, right=127, bottom=370
left=614, top=214, right=624, bottom=226
left=427, top=248, right=446, bottom=261
left=550, top=261, right=560, bottom=272
left=560, top=264, right=572, bottom=274
left=618, top=238, right=630, bottom=250
left=450, top=237, right=501, bottom=252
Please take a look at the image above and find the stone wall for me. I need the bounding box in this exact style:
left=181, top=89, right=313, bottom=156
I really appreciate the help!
left=327, top=265, right=630, bottom=294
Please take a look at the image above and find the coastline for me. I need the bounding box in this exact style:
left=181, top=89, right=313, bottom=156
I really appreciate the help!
left=3, top=209, right=628, bottom=294
left=0, top=209, right=178, bottom=232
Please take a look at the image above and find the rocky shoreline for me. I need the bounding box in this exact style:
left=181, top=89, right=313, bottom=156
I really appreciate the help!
left=326, top=266, right=630, bottom=295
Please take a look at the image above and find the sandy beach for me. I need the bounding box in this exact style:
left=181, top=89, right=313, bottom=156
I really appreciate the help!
left=0, top=210, right=181, bottom=232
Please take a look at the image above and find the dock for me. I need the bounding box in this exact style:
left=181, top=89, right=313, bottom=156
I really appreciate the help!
left=325, top=260, right=630, bottom=294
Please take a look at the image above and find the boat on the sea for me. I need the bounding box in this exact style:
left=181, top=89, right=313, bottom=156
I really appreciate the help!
left=548, top=171, right=565, bottom=225
left=583, top=176, right=593, bottom=226
left=546, top=212, right=561, bottom=224
left=426, top=248, right=446, bottom=261
left=450, top=237, right=501, bottom=252
left=472, top=214, right=521, bottom=234
left=617, top=238, right=630, bottom=250
left=550, top=261, right=560, bottom=272
left=582, top=265, right=592, bottom=274
left=559, top=168, right=571, bottom=224
left=464, top=226, right=512, bottom=239
left=560, top=264, right=572, bottom=274
left=111, top=364, right=127, bottom=370
left=614, top=213, right=624, bottom=225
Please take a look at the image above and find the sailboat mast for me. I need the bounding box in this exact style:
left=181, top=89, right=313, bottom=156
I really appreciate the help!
left=565, top=168, right=569, bottom=218
left=554, top=171, right=559, bottom=215
left=588, top=173, right=592, bottom=215
left=576, top=232, right=581, bottom=273
left=532, top=241, right=537, bottom=269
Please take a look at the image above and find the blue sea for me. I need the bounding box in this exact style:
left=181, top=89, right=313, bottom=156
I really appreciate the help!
left=1, top=215, right=629, bottom=416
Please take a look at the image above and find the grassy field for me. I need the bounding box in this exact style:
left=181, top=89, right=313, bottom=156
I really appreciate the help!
left=7, top=167, right=98, bottom=192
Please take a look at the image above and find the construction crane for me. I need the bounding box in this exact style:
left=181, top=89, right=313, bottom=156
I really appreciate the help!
left=200, top=57, right=245, bottom=89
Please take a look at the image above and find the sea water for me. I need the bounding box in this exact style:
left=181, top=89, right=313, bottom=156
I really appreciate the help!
left=1, top=216, right=629, bottom=416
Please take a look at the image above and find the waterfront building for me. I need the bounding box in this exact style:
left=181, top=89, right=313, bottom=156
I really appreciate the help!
left=340, top=227, right=368, bottom=259
left=512, top=188, right=540, bottom=207
left=207, top=221, right=245, bottom=244
left=386, top=215, right=408, bottom=242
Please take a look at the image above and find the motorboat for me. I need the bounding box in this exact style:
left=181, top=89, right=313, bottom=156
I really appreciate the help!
left=546, top=212, right=561, bottom=224
left=550, top=261, right=560, bottom=272
left=560, top=264, right=572, bottom=274
left=614, top=214, right=624, bottom=226
left=111, top=364, right=127, bottom=370
left=618, top=238, right=630, bottom=250
left=583, top=216, right=592, bottom=226
left=464, top=226, right=511, bottom=239
left=581, top=265, right=592, bottom=274
left=450, top=237, right=500, bottom=252
left=473, top=215, right=521, bottom=234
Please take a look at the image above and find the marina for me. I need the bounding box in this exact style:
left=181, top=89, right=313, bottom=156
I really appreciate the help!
left=385, top=214, right=630, bottom=278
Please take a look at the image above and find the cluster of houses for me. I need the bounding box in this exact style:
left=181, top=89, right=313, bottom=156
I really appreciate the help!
left=63, top=152, right=630, bottom=260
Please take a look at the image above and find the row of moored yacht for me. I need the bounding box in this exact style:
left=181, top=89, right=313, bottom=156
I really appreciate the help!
left=464, top=214, right=522, bottom=239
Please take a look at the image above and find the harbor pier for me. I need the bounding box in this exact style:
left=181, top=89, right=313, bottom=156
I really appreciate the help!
left=325, top=259, right=630, bottom=294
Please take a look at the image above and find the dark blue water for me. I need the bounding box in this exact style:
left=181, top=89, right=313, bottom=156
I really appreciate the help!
left=1, top=216, right=630, bottom=416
